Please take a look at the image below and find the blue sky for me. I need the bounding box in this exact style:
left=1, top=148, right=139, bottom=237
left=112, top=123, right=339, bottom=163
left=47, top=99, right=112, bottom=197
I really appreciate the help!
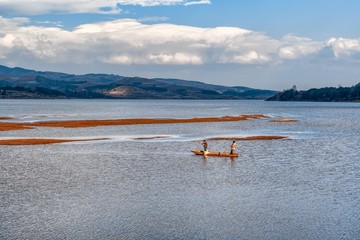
left=1, top=0, right=360, bottom=90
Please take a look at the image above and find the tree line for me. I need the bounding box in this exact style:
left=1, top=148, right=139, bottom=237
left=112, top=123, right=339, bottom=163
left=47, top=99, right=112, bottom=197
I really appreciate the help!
left=267, top=83, right=360, bottom=102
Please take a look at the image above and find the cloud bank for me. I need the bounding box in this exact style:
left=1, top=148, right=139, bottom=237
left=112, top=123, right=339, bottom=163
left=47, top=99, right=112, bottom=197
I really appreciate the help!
left=0, top=0, right=210, bottom=15
left=1, top=17, right=359, bottom=68
left=117, top=0, right=210, bottom=7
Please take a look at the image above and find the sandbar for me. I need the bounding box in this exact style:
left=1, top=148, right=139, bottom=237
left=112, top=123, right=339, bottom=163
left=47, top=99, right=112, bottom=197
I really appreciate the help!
left=1, top=114, right=269, bottom=131
left=0, top=122, right=34, bottom=131
left=0, top=138, right=109, bottom=145
left=132, top=136, right=171, bottom=140
left=208, top=136, right=289, bottom=141
left=269, top=118, right=298, bottom=122
left=0, top=117, right=11, bottom=120
left=31, top=114, right=269, bottom=128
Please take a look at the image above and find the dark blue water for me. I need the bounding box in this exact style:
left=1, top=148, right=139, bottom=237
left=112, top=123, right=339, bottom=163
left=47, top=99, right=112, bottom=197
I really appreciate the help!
left=1, top=100, right=359, bottom=239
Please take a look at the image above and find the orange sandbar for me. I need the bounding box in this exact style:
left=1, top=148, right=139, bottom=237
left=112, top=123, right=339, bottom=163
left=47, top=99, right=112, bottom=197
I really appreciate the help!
left=0, top=122, right=34, bottom=131
left=0, top=117, right=11, bottom=120
left=132, top=136, right=170, bottom=140
left=0, top=138, right=109, bottom=145
left=0, top=114, right=268, bottom=131
left=269, top=118, right=298, bottom=122
left=208, top=135, right=289, bottom=141
left=31, top=114, right=269, bottom=128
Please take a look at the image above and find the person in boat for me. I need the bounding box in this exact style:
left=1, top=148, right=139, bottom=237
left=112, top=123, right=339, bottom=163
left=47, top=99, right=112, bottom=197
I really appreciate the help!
left=230, top=141, right=237, bottom=154
left=201, top=140, right=208, bottom=153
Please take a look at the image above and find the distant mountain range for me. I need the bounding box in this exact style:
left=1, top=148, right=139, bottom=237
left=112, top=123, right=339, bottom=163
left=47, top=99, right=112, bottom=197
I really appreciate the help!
left=267, top=84, right=360, bottom=102
left=0, top=65, right=276, bottom=99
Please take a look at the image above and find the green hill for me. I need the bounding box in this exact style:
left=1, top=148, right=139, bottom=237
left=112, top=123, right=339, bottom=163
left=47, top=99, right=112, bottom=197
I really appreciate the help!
left=0, top=65, right=276, bottom=99
left=267, top=84, right=360, bottom=102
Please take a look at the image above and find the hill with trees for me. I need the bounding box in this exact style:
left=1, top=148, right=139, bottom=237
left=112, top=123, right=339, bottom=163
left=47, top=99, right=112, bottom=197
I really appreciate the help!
left=267, top=84, right=360, bottom=102
left=0, top=65, right=276, bottom=99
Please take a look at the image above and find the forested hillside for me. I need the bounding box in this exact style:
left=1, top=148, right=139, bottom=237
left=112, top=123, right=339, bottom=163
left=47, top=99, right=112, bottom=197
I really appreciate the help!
left=267, top=84, right=360, bottom=102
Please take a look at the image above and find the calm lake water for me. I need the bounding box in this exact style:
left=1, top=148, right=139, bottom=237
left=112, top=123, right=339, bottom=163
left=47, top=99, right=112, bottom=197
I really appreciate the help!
left=1, top=99, right=359, bottom=240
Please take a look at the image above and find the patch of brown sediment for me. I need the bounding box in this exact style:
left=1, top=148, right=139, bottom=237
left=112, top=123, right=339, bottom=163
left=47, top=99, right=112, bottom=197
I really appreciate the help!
left=0, top=114, right=270, bottom=131
left=242, top=114, right=271, bottom=119
left=0, top=122, right=34, bottom=131
left=29, top=114, right=270, bottom=129
left=132, top=136, right=170, bottom=140
left=208, top=135, right=289, bottom=141
left=0, top=117, right=12, bottom=120
left=269, top=118, right=298, bottom=123
left=0, top=138, right=109, bottom=145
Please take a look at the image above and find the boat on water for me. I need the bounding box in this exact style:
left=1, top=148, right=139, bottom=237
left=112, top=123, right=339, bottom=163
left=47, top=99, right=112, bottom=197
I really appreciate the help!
left=191, top=149, right=239, bottom=157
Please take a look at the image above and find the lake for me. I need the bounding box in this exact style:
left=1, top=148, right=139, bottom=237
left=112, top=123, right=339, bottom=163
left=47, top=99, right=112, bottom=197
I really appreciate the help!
left=1, top=99, right=359, bottom=239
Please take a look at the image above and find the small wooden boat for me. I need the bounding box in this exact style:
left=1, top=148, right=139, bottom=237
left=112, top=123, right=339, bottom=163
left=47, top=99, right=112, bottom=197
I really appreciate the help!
left=191, top=149, right=239, bottom=157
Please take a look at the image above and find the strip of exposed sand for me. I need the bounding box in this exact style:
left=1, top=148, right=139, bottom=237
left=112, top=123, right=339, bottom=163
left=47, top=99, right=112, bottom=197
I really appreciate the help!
left=0, top=122, right=34, bottom=131
left=269, top=118, right=298, bottom=122
left=0, top=117, right=11, bottom=120
left=208, top=136, right=289, bottom=141
left=0, top=114, right=269, bottom=131
left=132, top=136, right=171, bottom=140
left=0, top=138, right=109, bottom=145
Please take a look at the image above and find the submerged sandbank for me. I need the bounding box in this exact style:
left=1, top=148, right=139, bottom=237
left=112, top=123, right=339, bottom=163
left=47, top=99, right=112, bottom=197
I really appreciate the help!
left=0, top=117, right=11, bottom=120
left=132, top=136, right=171, bottom=140
left=208, top=136, right=289, bottom=141
left=0, top=138, right=109, bottom=145
left=0, top=114, right=269, bottom=131
left=269, top=118, right=298, bottom=122
left=131, top=135, right=289, bottom=141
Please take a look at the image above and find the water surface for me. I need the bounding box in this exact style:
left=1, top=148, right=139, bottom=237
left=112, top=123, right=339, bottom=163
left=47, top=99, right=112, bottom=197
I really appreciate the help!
left=1, top=100, right=359, bottom=239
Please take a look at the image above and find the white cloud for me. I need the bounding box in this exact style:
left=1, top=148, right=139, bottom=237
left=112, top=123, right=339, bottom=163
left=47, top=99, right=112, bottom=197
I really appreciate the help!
left=326, top=37, right=360, bottom=58
left=71, top=20, right=277, bottom=65
left=104, top=55, right=133, bottom=64
left=148, top=53, right=203, bottom=64
left=117, top=0, right=184, bottom=6
left=35, top=20, right=64, bottom=28
left=0, top=0, right=122, bottom=15
left=184, top=0, right=211, bottom=6
left=0, top=0, right=211, bottom=15
left=231, top=51, right=270, bottom=64
left=138, top=16, right=169, bottom=23
left=278, top=34, right=323, bottom=59
left=0, top=16, right=29, bottom=29
left=117, top=0, right=210, bottom=6
left=1, top=17, right=360, bottom=68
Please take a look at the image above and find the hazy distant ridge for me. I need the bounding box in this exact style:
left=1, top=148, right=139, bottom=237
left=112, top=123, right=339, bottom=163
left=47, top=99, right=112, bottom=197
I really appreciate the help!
left=0, top=65, right=276, bottom=99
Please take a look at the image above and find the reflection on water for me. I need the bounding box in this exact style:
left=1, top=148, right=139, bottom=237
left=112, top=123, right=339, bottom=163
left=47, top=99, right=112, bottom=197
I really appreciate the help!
left=1, top=100, right=360, bottom=239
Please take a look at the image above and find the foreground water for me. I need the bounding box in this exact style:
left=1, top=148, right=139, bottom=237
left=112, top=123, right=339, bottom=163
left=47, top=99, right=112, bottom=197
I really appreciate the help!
left=1, top=99, right=359, bottom=239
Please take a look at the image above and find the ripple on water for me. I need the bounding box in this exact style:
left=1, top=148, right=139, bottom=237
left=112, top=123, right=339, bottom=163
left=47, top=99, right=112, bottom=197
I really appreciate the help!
left=1, top=100, right=360, bottom=239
